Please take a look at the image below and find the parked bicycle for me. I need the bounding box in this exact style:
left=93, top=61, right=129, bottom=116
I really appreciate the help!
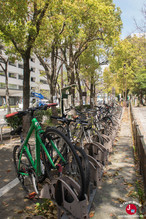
left=6, top=104, right=86, bottom=201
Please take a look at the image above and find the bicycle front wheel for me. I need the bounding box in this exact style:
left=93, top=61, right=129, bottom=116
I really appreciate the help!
left=41, top=127, right=86, bottom=201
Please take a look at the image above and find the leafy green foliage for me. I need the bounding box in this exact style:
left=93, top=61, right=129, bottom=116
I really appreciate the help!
left=109, top=36, right=146, bottom=101
left=103, top=67, right=113, bottom=94
left=79, top=42, right=100, bottom=85
left=5, top=108, right=60, bottom=129
left=5, top=113, right=23, bottom=129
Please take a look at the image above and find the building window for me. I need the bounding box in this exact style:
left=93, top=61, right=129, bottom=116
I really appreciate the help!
left=31, top=77, right=35, bottom=82
left=9, top=61, right=16, bottom=67
left=40, top=79, right=47, bottom=84
left=30, top=67, right=35, bottom=72
left=30, top=57, right=35, bottom=63
left=0, top=83, right=5, bottom=88
left=8, top=84, right=17, bottom=89
left=19, top=86, right=23, bottom=90
left=0, top=71, right=5, bottom=76
left=9, top=72, right=17, bottom=79
left=31, top=87, right=35, bottom=91
left=18, top=63, right=24, bottom=69
left=18, top=74, right=23, bottom=80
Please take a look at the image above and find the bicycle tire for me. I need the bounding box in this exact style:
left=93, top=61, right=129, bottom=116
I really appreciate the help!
left=74, top=145, right=90, bottom=194
left=13, top=145, right=39, bottom=195
left=56, top=126, right=90, bottom=194
left=56, top=125, right=67, bottom=135
left=41, top=127, right=86, bottom=201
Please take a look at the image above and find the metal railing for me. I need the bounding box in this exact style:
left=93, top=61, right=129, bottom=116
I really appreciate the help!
left=130, top=103, right=146, bottom=194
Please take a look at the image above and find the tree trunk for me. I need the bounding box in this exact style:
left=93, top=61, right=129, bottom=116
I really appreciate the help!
left=50, top=83, right=58, bottom=121
left=93, top=84, right=96, bottom=106
left=22, top=53, right=31, bottom=137
left=70, top=68, right=75, bottom=106
left=139, top=91, right=143, bottom=105
left=90, top=82, right=94, bottom=108
left=23, top=55, right=30, bottom=110
left=5, top=60, right=11, bottom=113
left=90, top=73, right=94, bottom=108
left=75, top=66, right=83, bottom=108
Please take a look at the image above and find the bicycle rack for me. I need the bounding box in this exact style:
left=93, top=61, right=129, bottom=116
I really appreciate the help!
left=40, top=176, right=89, bottom=219
left=38, top=108, right=123, bottom=219
left=87, top=154, right=103, bottom=187
left=101, top=134, right=113, bottom=152
left=92, top=133, right=113, bottom=152
left=84, top=142, right=108, bottom=165
left=39, top=160, right=103, bottom=219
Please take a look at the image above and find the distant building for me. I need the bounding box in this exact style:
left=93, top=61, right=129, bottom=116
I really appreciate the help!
left=0, top=54, right=49, bottom=106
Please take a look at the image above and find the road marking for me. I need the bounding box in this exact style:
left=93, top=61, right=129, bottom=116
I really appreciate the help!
left=0, top=178, right=19, bottom=197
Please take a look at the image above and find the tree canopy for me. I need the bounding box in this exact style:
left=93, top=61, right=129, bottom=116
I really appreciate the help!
left=0, top=0, right=122, bottom=110
left=107, top=35, right=146, bottom=103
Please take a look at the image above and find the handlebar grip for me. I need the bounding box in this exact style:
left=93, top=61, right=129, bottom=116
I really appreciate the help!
left=5, top=111, right=27, bottom=118
left=47, top=103, right=58, bottom=107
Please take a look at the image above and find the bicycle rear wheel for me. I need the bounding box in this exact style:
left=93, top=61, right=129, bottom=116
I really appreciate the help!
left=13, top=145, right=39, bottom=196
left=41, top=127, right=86, bottom=201
left=74, top=145, right=90, bottom=194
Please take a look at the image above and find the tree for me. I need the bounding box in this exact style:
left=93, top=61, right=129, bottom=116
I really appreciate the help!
left=0, top=0, right=122, bottom=111
left=128, top=36, right=146, bottom=104
left=109, top=36, right=146, bottom=104
left=59, top=0, right=122, bottom=105
left=0, top=0, right=51, bottom=110
left=78, top=42, right=100, bottom=108
left=103, top=67, right=113, bottom=96
left=0, top=44, right=11, bottom=113
left=34, top=15, right=66, bottom=103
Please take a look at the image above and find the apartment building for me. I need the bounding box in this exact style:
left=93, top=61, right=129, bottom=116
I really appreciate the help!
left=0, top=54, right=49, bottom=106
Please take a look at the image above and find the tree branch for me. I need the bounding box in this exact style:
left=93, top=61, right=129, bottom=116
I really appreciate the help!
left=59, top=22, right=66, bottom=35
left=35, top=53, right=51, bottom=80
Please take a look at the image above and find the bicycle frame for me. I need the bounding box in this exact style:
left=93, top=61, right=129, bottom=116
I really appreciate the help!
left=18, top=117, right=66, bottom=177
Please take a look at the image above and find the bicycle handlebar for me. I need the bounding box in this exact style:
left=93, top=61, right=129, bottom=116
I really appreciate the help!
left=51, top=115, right=75, bottom=124
left=51, top=115, right=88, bottom=126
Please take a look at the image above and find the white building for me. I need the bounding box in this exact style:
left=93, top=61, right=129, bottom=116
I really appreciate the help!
left=0, top=54, right=49, bottom=106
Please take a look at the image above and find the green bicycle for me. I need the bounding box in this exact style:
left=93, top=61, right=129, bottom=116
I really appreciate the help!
left=6, top=104, right=86, bottom=201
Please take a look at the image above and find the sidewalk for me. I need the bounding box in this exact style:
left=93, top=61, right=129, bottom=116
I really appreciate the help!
left=92, top=107, right=145, bottom=219
left=0, top=138, right=35, bottom=219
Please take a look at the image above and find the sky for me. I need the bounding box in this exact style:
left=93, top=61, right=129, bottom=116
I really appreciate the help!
left=113, top=0, right=145, bottom=38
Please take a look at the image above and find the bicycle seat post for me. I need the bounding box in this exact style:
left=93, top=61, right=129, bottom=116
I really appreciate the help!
left=20, top=132, right=24, bottom=143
